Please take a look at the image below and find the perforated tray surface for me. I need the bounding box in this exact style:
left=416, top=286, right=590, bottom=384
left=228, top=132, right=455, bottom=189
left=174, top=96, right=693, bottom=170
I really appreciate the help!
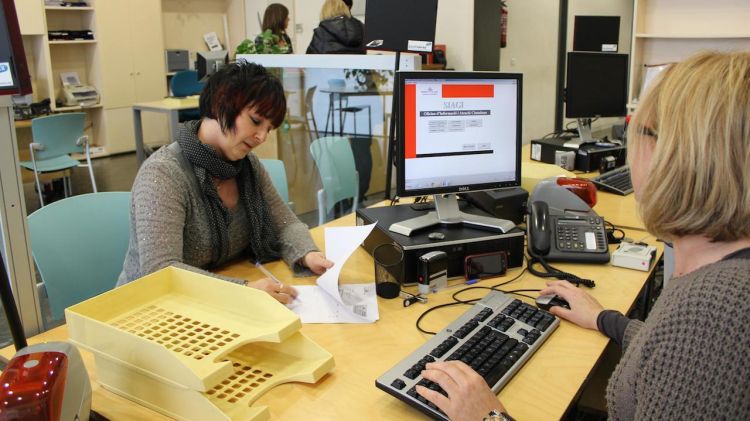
left=67, top=266, right=335, bottom=421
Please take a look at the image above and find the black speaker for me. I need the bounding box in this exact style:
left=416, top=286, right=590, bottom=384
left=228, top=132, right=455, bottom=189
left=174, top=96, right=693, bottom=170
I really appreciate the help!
left=573, top=15, right=620, bottom=53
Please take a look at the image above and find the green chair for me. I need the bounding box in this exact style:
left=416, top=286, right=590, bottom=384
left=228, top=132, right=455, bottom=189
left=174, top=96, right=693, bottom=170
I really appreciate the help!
left=19, top=113, right=97, bottom=207
left=170, top=70, right=203, bottom=122
left=260, top=158, right=292, bottom=208
left=27, top=192, right=131, bottom=322
left=309, top=136, right=359, bottom=225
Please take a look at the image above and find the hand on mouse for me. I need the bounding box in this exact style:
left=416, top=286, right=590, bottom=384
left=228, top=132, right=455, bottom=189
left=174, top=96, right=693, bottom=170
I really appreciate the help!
left=539, top=280, right=604, bottom=330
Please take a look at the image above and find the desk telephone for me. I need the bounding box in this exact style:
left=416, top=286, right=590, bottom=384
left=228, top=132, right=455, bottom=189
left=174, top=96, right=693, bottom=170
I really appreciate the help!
left=527, top=179, right=610, bottom=264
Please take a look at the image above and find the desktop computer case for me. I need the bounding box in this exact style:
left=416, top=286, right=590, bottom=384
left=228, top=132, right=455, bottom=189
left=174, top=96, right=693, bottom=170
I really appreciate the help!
left=530, top=137, right=627, bottom=172
left=356, top=204, right=524, bottom=285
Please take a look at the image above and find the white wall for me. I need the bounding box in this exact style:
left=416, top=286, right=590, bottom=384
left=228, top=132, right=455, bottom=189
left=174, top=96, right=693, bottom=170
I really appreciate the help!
left=500, top=0, right=559, bottom=143
left=434, top=0, right=475, bottom=71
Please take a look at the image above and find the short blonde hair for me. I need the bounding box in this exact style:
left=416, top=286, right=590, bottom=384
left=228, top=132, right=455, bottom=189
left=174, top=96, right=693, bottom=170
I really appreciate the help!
left=627, top=51, right=750, bottom=242
left=320, top=0, right=351, bottom=21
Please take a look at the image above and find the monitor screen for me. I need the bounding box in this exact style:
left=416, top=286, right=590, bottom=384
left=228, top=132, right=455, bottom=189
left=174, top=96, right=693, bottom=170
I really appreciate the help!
left=573, top=16, right=620, bottom=52
left=396, top=71, right=522, bottom=198
left=196, top=50, right=228, bottom=81
left=364, top=0, right=437, bottom=53
left=565, top=52, right=628, bottom=118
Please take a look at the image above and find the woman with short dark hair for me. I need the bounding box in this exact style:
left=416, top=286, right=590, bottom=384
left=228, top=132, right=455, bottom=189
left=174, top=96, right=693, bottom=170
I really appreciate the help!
left=118, top=62, right=333, bottom=303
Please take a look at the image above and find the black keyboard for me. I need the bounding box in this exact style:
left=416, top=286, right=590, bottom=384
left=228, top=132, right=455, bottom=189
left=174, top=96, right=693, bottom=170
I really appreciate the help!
left=375, top=291, right=559, bottom=420
left=591, top=166, right=633, bottom=195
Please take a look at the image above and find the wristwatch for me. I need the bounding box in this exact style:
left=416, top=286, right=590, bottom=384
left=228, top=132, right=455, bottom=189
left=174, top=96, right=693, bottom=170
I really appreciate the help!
left=484, top=409, right=515, bottom=421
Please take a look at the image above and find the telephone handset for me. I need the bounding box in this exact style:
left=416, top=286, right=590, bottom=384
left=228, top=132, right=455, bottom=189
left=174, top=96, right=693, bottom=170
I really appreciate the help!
left=527, top=200, right=609, bottom=264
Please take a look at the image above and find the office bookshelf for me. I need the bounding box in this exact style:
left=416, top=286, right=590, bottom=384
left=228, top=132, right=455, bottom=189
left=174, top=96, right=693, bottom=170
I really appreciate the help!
left=628, top=0, right=750, bottom=109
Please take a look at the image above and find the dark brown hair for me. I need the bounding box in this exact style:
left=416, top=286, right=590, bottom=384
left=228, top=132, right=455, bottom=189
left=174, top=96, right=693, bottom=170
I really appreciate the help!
left=262, top=3, right=289, bottom=37
left=199, top=61, right=286, bottom=132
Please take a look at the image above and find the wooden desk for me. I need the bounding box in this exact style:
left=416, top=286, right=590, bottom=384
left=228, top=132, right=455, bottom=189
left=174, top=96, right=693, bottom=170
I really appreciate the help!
left=0, top=210, right=660, bottom=420
left=132, top=97, right=199, bottom=164
left=521, top=143, right=645, bottom=231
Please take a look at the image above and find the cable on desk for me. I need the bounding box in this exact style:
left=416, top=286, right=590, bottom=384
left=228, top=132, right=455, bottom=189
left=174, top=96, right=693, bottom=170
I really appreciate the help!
left=415, top=264, right=529, bottom=335
left=526, top=254, right=596, bottom=288
left=605, top=220, right=626, bottom=245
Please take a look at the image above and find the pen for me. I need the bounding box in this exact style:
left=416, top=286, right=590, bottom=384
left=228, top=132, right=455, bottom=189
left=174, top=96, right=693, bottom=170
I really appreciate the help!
left=465, top=279, right=479, bottom=285
left=255, top=261, right=282, bottom=285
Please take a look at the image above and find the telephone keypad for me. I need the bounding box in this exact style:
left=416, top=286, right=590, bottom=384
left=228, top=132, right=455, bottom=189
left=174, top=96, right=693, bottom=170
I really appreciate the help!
left=556, top=219, right=607, bottom=252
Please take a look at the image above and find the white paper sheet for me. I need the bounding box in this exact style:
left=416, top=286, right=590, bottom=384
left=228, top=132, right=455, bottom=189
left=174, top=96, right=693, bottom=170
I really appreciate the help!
left=288, top=223, right=379, bottom=323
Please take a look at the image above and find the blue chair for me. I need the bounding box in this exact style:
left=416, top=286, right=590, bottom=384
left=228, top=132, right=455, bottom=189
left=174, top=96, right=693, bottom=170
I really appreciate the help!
left=260, top=158, right=292, bottom=209
left=309, top=136, right=359, bottom=225
left=19, top=113, right=97, bottom=207
left=27, top=192, right=131, bottom=322
left=170, top=70, right=204, bottom=121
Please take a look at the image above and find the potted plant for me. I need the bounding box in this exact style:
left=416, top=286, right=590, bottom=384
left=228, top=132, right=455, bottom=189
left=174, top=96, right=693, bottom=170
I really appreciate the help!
left=343, top=69, right=394, bottom=90
left=235, top=29, right=290, bottom=55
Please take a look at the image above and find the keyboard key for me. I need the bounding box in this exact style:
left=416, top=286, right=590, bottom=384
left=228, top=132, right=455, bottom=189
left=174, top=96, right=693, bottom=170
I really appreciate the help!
left=391, top=379, right=406, bottom=390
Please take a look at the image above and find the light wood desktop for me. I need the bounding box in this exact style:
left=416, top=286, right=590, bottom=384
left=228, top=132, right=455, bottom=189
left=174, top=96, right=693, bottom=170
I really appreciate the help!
left=132, top=97, right=200, bottom=164
left=0, top=197, right=661, bottom=420
left=521, top=143, right=645, bottom=232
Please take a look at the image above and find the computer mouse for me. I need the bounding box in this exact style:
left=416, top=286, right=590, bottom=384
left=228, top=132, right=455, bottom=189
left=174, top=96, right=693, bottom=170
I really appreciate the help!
left=535, top=294, right=570, bottom=311
left=428, top=232, right=445, bottom=241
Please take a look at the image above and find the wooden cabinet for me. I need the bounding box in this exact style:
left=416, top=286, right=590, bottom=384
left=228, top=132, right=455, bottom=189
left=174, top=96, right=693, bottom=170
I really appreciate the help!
left=96, top=0, right=168, bottom=154
left=15, top=0, right=44, bottom=35
left=628, top=0, right=750, bottom=108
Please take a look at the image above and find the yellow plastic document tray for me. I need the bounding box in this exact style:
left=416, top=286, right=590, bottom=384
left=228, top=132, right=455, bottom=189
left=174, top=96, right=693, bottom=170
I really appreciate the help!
left=66, top=266, right=335, bottom=421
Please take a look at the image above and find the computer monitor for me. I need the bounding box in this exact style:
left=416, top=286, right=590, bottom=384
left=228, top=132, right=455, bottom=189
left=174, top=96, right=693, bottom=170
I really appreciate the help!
left=565, top=52, right=628, bottom=145
left=196, top=50, right=228, bottom=82
left=390, top=71, right=522, bottom=236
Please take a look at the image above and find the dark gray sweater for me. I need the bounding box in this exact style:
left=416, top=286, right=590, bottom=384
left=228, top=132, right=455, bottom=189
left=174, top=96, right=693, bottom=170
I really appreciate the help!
left=117, top=139, right=318, bottom=286
left=603, top=252, right=750, bottom=419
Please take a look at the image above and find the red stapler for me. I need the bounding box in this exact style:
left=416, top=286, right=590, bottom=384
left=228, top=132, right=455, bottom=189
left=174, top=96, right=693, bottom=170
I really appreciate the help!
left=0, top=342, right=91, bottom=420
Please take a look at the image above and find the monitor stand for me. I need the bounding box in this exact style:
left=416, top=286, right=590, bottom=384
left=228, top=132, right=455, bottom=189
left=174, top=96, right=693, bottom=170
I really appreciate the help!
left=389, top=194, right=516, bottom=237
left=564, top=118, right=599, bottom=149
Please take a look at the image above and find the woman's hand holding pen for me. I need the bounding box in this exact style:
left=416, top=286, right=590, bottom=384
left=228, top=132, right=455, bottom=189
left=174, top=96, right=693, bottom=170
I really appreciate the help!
left=245, top=278, right=298, bottom=304
left=303, top=251, right=334, bottom=275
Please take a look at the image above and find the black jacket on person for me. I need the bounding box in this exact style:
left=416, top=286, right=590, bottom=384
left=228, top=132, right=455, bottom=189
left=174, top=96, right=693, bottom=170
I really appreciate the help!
left=306, top=15, right=365, bottom=54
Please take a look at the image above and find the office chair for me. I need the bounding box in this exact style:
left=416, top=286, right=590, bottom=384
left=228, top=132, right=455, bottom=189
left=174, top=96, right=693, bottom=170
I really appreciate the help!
left=287, top=86, right=320, bottom=144
left=27, top=192, right=131, bottom=323
left=309, top=136, right=359, bottom=225
left=260, top=158, right=293, bottom=210
left=324, top=94, right=372, bottom=141
left=19, top=113, right=97, bottom=207
left=170, top=70, right=204, bottom=122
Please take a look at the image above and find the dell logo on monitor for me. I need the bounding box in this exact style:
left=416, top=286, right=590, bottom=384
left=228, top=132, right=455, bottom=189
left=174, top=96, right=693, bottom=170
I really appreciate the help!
left=458, top=186, right=470, bottom=191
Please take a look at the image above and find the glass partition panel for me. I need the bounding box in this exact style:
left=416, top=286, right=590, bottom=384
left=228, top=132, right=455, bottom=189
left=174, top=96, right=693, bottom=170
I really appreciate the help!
left=237, top=54, right=419, bottom=223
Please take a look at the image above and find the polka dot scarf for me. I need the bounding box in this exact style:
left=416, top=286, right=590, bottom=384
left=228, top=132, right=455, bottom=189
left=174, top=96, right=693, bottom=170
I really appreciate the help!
left=176, top=120, right=280, bottom=267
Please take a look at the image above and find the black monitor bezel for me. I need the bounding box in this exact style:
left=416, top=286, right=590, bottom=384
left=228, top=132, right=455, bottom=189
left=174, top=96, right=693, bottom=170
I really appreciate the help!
left=196, top=50, right=228, bottom=81
left=564, top=52, right=629, bottom=118
left=396, top=71, right=523, bottom=198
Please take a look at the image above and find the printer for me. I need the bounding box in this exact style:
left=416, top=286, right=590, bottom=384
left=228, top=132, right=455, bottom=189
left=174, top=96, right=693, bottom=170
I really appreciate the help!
left=59, top=71, right=99, bottom=107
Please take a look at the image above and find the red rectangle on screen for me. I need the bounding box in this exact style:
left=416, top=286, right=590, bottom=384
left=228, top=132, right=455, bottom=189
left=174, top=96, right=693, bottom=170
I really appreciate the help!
left=405, top=83, right=417, bottom=159
left=442, top=84, right=494, bottom=98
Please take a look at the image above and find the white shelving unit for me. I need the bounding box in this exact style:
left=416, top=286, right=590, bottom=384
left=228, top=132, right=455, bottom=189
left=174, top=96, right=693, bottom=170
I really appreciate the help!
left=628, top=0, right=750, bottom=109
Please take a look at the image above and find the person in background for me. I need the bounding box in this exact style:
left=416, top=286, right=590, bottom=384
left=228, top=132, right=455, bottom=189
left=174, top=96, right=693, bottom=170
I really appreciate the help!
left=256, top=3, right=293, bottom=54
left=417, top=51, right=750, bottom=420
left=341, top=0, right=365, bottom=29
left=118, top=62, right=333, bottom=303
left=306, top=0, right=365, bottom=54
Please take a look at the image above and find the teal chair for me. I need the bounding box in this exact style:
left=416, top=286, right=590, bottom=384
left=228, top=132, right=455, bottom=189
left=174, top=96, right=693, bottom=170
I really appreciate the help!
left=19, top=113, right=97, bottom=207
left=260, top=158, right=292, bottom=209
left=309, top=136, right=359, bottom=225
left=27, top=192, right=131, bottom=322
left=170, top=70, right=204, bottom=122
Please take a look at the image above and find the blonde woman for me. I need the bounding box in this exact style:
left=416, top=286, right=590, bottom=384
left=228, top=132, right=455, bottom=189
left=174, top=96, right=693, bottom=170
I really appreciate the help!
left=306, top=0, right=364, bottom=54
left=417, top=51, right=750, bottom=420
